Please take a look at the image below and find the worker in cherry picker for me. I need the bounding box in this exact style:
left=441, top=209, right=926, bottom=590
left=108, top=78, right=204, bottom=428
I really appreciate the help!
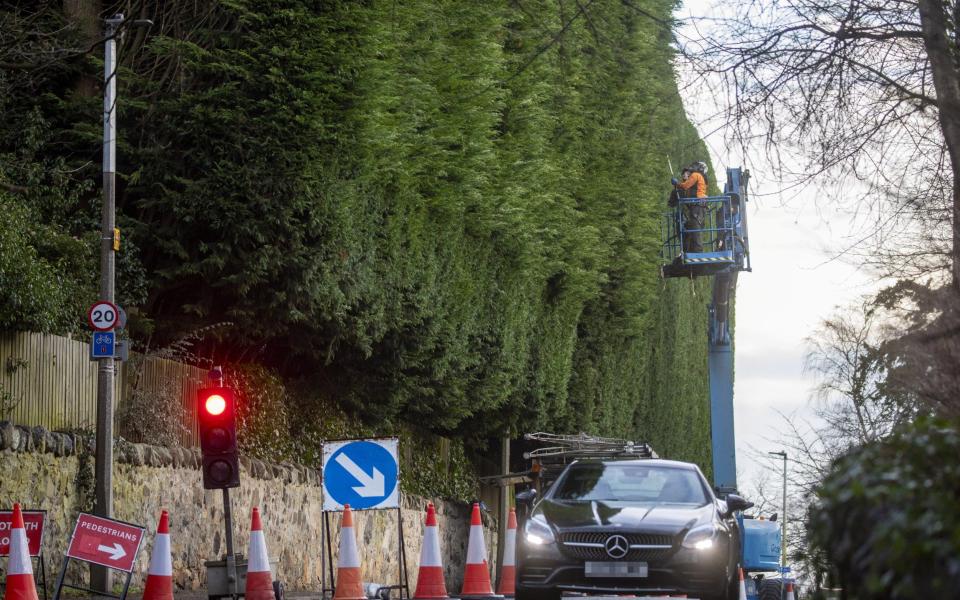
left=671, top=161, right=709, bottom=253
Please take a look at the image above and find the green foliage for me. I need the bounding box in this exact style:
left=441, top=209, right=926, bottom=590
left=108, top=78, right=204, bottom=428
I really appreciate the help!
left=3, top=1, right=715, bottom=469
left=222, top=365, right=480, bottom=500
left=0, top=196, right=93, bottom=333
left=0, top=384, right=20, bottom=420
left=230, top=363, right=296, bottom=462
left=808, top=415, right=960, bottom=598
left=117, top=376, right=189, bottom=447
left=399, top=430, right=479, bottom=502
left=0, top=30, right=145, bottom=334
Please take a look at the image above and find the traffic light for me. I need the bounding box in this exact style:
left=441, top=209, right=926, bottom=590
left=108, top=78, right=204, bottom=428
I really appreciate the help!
left=197, top=386, right=240, bottom=490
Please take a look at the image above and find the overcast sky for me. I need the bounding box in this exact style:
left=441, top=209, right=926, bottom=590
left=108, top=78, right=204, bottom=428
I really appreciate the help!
left=673, top=1, right=881, bottom=497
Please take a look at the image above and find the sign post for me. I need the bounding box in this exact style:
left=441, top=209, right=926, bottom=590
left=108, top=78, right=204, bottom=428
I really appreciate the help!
left=321, top=438, right=407, bottom=600
left=0, top=510, right=48, bottom=600
left=54, top=513, right=145, bottom=600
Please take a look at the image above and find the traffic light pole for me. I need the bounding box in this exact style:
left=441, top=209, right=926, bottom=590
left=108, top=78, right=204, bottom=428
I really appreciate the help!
left=223, top=488, right=237, bottom=597
left=209, top=367, right=239, bottom=598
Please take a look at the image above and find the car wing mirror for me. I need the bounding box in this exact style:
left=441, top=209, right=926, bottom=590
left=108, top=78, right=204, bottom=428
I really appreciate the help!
left=515, top=488, right=538, bottom=520
left=724, top=493, right=755, bottom=517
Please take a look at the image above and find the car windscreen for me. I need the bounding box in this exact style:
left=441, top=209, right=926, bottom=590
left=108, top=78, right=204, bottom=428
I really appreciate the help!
left=553, top=463, right=708, bottom=504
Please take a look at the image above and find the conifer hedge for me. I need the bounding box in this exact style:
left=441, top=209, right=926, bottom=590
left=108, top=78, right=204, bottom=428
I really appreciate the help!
left=0, top=0, right=714, bottom=467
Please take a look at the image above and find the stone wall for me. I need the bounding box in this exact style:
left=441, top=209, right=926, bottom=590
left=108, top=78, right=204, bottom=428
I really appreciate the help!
left=0, top=422, right=498, bottom=594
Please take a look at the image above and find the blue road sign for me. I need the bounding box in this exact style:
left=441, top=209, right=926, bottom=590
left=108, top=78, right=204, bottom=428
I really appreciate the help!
left=322, top=439, right=399, bottom=511
left=91, top=332, right=115, bottom=359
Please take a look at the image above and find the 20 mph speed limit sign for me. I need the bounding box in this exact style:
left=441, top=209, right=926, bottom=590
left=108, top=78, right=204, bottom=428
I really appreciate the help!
left=88, top=301, right=119, bottom=331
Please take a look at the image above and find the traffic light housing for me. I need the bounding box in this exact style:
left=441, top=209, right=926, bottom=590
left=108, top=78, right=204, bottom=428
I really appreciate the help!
left=197, top=386, right=241, bottom=489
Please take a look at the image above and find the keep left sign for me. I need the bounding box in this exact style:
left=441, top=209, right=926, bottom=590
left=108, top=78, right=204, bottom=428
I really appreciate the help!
left=323, top=438, right=399, bottom=511
left=0, top=510, right=45, bottom=557
left=66, top=513, right=144, bottom=572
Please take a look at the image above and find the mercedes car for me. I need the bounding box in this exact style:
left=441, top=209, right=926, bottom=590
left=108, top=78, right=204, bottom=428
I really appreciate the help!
left=515, top=459, right=752, bottom=600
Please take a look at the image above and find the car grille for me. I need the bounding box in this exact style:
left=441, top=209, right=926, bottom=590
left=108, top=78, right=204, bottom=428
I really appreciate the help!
left=558, top=531, right=676, bottom=562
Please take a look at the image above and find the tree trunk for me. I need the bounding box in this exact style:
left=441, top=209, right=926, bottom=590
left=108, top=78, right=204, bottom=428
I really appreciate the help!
left=918, top=0, right=960, bottom=291
left=62, top=0, right=102, bottom=98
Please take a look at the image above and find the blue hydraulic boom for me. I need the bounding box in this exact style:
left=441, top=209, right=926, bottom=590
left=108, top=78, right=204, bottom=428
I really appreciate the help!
left=661, top=168, right=783, bottom=589
left=661, top=166, right=752, bottom=492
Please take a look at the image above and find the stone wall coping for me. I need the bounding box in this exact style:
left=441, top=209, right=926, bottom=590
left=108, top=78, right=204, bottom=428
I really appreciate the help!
left=0, top=420, right=321, bottom=485
left=0, top=420, right=496, bottom=528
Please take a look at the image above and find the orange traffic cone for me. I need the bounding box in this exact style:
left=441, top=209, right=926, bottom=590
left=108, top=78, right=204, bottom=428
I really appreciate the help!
left=737, top=568, right=747, bottom=600
left=334, top=505, right=365, bottom=600
left=245, top=507, right=276, bottom=600
left=413, top=502, right=450, bottom=600
left=496, top=508, right=517, bottom=597
left=785, top=581, right=796, bottom=600
left=460, top=504, right=501, bottom=599
left=142, top=510, right=173, bottom=600
left=3, top=504, right=39, bottom=600
left=414, top=503, right=449, bottom=599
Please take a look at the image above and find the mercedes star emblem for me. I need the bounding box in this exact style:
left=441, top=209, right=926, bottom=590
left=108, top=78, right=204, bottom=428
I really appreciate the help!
left=604, top=534, right=629, bottom=559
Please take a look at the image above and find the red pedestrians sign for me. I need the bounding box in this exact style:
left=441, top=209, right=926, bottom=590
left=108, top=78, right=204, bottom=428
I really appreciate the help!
left=0, top=509, right=45, bottom=557
left=65, top=513, right=145, bottom=572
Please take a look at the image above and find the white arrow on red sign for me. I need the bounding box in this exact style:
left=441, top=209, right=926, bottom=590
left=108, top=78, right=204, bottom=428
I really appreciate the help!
left=65, top=513, right=144, bottom=572
left=97, top=542, right=126, bottom=561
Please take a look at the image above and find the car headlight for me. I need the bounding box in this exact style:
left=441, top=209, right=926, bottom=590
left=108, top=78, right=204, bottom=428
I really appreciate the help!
left=682, top=524, right=719, bottom=550
left=524, top=514, right=556, bottom=545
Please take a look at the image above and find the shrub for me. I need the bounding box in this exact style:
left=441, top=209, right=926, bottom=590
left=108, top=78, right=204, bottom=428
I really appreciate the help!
left=117, top=378, right=190, bottom=447
left=808, top=415, right=960, bottom=598
left=229, top=363, right=295, bottom=462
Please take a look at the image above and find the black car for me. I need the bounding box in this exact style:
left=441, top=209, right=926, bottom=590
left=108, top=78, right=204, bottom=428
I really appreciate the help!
left=515, top=459, right=752, bottom=600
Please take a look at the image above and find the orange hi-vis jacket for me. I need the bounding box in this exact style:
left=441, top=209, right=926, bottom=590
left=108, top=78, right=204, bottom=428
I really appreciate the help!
left=677, top=171, right=707, bottom=198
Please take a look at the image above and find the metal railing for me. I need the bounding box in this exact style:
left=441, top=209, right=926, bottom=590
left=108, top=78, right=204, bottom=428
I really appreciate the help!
left=661, top=195, right=742, bottom=264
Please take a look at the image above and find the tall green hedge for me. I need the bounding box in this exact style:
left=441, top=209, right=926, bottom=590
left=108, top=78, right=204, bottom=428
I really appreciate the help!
left=0, top=1, right=713, bottom=467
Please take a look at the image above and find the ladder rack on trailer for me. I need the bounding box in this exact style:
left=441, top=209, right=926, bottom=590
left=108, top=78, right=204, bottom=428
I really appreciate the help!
left=522, top=432, right=658, bottom=490
left=523, top=432, right=658, bottom=460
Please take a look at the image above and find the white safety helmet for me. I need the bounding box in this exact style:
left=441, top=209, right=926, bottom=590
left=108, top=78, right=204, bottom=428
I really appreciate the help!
left=693, top=161, right=708, bottom=175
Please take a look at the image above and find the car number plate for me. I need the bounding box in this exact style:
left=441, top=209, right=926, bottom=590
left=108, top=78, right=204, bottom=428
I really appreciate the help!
left=584, top=561, right=648, bottom=578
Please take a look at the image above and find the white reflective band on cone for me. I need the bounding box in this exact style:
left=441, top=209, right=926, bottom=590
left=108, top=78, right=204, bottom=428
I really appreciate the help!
left=420, top=525, right=443, bottom=567
left=339, top=527, right=361, bottom=569
left=502, top=529, right=516, bottom=566
left=466, top=525, right=487, bottom=565
left=9, top=528, right=33, bottom=575
left=248, top=531, right=273, bottom=575
left=148, top=533, right=172, bottom=576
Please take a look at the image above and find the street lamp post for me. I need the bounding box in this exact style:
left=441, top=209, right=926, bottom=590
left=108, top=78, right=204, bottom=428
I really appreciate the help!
left=92, top=13, right=151, bottom=595
left=768, top=450, right=788, bottom=568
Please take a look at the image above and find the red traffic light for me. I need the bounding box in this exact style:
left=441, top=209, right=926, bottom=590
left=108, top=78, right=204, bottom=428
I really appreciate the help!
left=205, top=394, right=226, bottom=416
left=197, top=386, right=240, bottom=490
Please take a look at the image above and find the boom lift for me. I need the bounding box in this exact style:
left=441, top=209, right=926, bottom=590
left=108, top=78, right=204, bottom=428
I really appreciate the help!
left=510, top=170, right=783, bottom=599
left=661, top=168, right=785, bottom=598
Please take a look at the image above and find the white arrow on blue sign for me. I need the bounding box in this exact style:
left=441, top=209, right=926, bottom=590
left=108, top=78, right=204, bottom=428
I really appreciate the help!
left=322, top=438, right=399, bottom=511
